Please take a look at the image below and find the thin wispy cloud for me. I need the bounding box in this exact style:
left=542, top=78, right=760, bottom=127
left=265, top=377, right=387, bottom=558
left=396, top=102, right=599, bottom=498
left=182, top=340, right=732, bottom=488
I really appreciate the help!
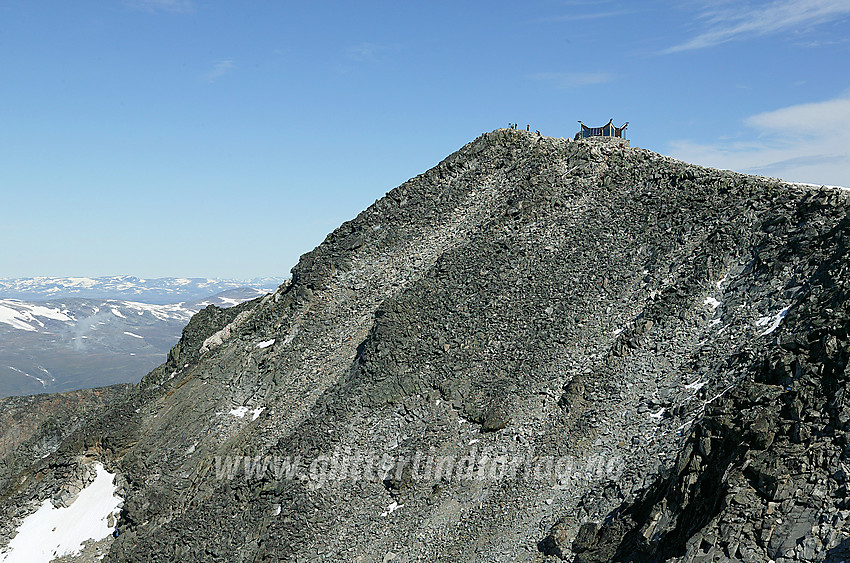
left=346, top=42, right=396, bottom=63
left=332, top=43, right=396, bottom=75
left=205, top=59, right=235, bottom=82
left=532, top=9, right=634, bottom=23
left=531, top=71, right=614, bottom=89
left=125, top=0, right=195, bottom=14
left=794, top=37, right=850, bottom=48
left=669, top=94, right=850, bottom=187
left=664, top=0, right=850, bottom=53
left=347, top=43, right=380, bottom=62
left=558, top=0, right=620, bottom=6
left=745, top=95, right=850, bottom=134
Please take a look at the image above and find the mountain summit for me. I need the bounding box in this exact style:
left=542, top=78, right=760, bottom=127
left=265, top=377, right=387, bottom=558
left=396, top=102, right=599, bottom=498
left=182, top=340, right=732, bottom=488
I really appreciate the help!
left=1, top=129, right=848, bottom=562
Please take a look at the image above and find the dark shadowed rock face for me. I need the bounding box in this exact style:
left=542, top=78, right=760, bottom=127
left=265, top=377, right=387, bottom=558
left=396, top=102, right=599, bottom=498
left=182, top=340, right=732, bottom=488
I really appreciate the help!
left=0, top=385, right=131, bottom=490
left=564, top=195, right=850, bottom=562
left=1, top=129, right=848, bottom=562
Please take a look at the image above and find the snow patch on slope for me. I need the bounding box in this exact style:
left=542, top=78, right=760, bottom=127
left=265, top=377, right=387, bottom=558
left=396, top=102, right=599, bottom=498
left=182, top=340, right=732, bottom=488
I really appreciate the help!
left=756, top=306, right=791, bottom=336
left=227, top=406, right=265, bottom=421
left=0, top=301, right=73, bottom=332
left=0, top=463, right=122, bottom=562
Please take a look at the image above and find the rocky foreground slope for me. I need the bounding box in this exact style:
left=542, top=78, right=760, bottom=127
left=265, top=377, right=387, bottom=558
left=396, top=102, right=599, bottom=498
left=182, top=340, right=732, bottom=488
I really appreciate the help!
left=1, top=129, right=849, bottom=562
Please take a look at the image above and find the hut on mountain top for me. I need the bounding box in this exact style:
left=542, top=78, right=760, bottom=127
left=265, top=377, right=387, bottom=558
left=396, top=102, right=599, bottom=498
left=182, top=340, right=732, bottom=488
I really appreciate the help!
left=575, top=119, right=628, bottom=140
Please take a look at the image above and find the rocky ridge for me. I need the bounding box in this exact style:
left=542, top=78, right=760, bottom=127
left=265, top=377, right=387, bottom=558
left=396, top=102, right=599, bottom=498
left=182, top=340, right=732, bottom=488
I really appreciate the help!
left=0, top=385, right=131, bottom=497
left=0, top=128, right=848, bottom=562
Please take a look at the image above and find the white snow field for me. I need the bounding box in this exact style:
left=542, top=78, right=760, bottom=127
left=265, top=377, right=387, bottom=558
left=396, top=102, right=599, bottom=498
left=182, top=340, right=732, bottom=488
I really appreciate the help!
left=0, top=463, right=122, bottom=562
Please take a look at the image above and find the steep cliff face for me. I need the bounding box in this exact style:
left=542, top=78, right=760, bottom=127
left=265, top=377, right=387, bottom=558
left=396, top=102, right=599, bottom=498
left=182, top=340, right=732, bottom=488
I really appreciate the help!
left=0, top=129, right=847, bottom=562
left=559, top=190, right=850, bottom=562
left=0, top=385, right=131, bottom=493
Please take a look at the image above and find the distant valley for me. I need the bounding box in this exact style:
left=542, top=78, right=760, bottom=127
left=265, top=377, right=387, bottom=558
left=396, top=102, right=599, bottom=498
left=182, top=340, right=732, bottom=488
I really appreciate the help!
left=0, top=277, right=286, bottom=397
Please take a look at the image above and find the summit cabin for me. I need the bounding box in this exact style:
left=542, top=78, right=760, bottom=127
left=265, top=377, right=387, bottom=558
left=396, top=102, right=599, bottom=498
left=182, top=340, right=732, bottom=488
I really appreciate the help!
left=575, top=119, right=630, bottom=146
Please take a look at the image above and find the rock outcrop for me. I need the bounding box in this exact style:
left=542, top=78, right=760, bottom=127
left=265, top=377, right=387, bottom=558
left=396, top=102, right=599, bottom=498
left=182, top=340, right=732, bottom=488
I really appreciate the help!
left=0, top=129, right=848, bottom=562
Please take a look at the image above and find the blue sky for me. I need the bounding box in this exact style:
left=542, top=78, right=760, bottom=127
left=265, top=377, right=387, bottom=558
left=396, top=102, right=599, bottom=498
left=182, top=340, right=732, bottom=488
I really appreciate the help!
left=2, top=0, right=848, bottom=279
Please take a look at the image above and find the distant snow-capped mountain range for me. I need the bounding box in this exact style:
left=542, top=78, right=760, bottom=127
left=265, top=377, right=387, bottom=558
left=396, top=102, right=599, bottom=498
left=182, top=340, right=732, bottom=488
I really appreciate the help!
left=0, top=288, right=263, bottom=335
left=0, top=276, right=286, bottom=304
left=0, top=277, right=287, bottom=398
